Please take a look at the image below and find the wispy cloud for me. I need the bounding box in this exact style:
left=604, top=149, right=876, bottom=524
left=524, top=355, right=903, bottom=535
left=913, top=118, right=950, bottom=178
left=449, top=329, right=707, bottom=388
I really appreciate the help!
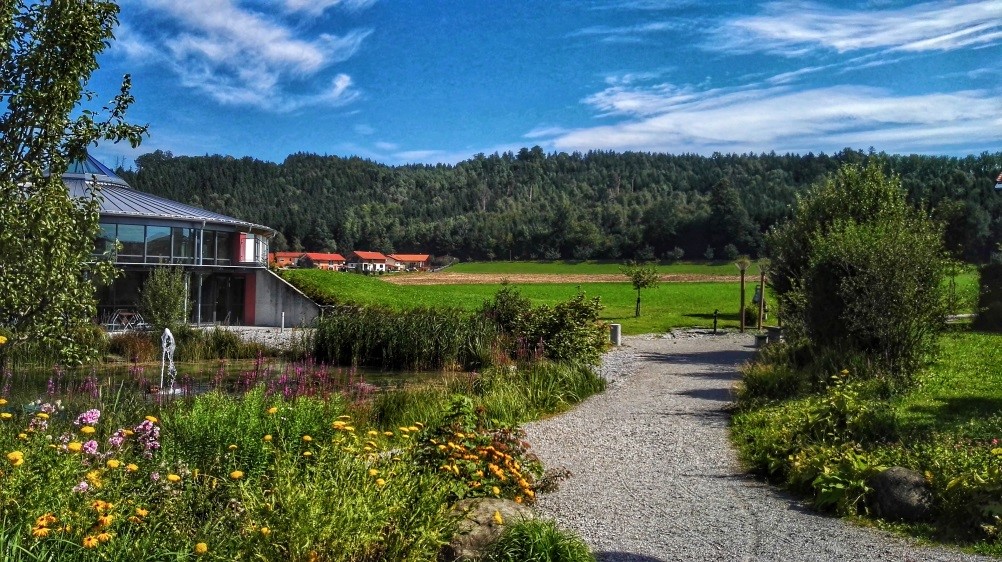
left=714, top=0, right=1002, bottom=55
left=284, top=0, right=376, bottom=17
left=541, top=82, right=1002, bottom=155
left=119, top=0, right=373, bottom=111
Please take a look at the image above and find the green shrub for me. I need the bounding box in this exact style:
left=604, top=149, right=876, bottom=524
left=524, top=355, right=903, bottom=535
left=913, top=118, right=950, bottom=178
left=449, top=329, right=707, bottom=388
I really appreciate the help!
left=139, top=266, right=190, bottom=334
left=521, top=292, right=607, bottom=365
left=108, top=331, right=157, bottom=362
left=768, top=161, right=947, bottom=381
left=737, top=361, right=809, bottom=404
left=482, top=519, right=595, bottom=562
left=974, top=264, right=1002, bottom=332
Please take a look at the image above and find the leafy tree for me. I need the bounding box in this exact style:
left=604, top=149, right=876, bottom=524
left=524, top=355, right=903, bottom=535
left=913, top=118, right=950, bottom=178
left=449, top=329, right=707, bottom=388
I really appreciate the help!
left=768, top=161, right=947, bottom=379
left=622, top=261, right=660, bottom=317
left=0, top=0, right=146, bottom=363
left=139, top=267, right=190, bottom=334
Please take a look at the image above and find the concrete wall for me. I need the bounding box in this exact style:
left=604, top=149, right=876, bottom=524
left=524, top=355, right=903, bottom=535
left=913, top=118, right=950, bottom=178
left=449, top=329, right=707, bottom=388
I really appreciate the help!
left=252, top=269, right=320, bottom=327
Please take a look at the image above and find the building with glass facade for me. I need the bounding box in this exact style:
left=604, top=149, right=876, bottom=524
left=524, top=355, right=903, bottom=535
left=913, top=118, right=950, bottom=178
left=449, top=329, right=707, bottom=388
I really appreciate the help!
left=66, top=156, right=316, bottom=328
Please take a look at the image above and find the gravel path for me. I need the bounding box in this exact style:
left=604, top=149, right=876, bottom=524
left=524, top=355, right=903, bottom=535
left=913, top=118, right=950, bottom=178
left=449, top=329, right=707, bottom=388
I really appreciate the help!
left=523, top=332, right=990, bottom=562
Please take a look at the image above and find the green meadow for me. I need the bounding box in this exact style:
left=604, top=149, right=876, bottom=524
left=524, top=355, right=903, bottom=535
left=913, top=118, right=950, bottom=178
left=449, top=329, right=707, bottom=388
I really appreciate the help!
left=285, top=269, right=765, bottom=335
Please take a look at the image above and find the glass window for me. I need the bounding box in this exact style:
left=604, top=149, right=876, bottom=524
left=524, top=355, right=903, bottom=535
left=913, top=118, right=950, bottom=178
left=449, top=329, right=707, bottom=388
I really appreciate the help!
left=95, top=223, right=116, bottom=256
left=172, top=227, right=195, bottom=264
left=117, top=224, right=145, bottom=261
left=146, top=226, right=171, bottom=262
left=201, top=230, right=216, bottom=264
left=216, top=232, right=233, bottom=265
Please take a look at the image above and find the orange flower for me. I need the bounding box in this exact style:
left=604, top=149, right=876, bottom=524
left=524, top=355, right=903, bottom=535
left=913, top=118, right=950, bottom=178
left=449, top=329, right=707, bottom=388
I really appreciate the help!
left=96, top=532, right=112, bottom=543
left=32, top=526, right=51, bottom=538
left=82, top=535, right=99, bottom=549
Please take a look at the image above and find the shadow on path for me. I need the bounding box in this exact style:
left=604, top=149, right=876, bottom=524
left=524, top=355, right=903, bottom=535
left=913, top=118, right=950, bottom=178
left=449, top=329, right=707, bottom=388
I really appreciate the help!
left=598, top=553, right=667, bottom=562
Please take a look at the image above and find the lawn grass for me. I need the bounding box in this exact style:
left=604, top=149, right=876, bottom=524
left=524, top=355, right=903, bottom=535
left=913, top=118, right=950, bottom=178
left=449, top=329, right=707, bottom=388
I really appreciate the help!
left=893, top=328, right=1002, bottom=438
left=448, top=260, right=760, bottom=276
left=285, top=269, right=763, bottom=335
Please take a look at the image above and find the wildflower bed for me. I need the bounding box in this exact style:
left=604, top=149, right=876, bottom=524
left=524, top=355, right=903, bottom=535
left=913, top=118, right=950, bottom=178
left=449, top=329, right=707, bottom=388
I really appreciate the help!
left=0, top=359, right=603, bottom=561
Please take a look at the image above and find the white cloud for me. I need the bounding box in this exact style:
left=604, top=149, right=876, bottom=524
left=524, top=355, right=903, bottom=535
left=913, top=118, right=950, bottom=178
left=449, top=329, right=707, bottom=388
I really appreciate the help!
left=121, top=0, right=372, bottom=111
left=570, top=21, right=680, bottom=38
left=715, top=0, right=1002, bottom=55
left=284, top=0, right=376, bottom=17
left=541, top=83, right=1002, bottom=155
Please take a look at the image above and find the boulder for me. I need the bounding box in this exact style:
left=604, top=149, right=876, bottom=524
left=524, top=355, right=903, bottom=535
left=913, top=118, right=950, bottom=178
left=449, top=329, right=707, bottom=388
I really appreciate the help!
left=868, top=466, right=933, bottom=522
left=442, top=498, right=535, bottom=561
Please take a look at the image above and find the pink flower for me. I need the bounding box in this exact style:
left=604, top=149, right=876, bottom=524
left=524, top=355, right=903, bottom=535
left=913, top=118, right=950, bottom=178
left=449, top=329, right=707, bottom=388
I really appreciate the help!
left=72, top=481, right=89, bottom=493
left=82, top=440, right=99, bottom=455
left=75, top=409, right=101, bottom=426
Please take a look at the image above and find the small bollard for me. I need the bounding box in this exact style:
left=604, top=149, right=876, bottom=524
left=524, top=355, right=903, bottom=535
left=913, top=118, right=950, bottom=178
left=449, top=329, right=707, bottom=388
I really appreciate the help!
left=281, top=311, right=285, bottom=334
left=713, top=309, right=719, bottom=334
left=610, top=323, right=622, bottom=346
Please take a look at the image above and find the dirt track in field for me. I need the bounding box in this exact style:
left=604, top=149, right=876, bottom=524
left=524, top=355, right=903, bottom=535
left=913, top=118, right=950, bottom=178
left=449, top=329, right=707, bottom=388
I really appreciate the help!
left=383, top=272, right=742, bottom=285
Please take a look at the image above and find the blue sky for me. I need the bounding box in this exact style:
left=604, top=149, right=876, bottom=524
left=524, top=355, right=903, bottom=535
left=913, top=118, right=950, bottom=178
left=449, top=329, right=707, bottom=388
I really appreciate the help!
left=90, top=0, right=1002, bottom=166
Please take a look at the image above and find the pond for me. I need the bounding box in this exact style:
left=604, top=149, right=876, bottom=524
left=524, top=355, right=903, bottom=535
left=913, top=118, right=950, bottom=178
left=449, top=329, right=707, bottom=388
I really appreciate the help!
left=0, top=356, right=448, bottom=408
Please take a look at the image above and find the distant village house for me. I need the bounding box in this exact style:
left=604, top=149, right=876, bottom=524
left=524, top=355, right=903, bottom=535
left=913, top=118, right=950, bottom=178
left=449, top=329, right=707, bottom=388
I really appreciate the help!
left=348, top=251, right=388, bottom=273
left=387, top=253, right=431, bottom=272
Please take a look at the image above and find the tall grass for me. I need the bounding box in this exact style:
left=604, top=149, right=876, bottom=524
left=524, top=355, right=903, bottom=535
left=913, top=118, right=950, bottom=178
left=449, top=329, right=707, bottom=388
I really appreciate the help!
left=312, top=306, right=497, bottom=371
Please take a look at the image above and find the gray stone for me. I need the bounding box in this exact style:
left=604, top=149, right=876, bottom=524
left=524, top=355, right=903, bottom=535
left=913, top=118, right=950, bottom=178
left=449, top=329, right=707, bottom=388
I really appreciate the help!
left=442, top=497, right=535, bottom=561
left=868, top=466, right=933, bottom=522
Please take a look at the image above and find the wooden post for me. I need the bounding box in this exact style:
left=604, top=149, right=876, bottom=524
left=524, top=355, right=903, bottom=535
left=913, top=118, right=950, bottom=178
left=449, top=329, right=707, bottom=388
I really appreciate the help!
left=739, top=268, right=746, bottom=333
left=758, top=269, right=766, bottom=330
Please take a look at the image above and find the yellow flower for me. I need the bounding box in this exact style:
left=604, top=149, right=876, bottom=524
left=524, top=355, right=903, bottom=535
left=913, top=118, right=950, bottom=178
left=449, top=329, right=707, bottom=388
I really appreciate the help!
left=383, top=431, right=394, bottom=437
left=0, top=335, right=6, bottom=345
left=135, top=507, right=149, bottom=517
left=97, top=515, right=114, bottom=527
left=230, top=470, right=244, bottom=480
left=35, top=513, right=57, bottom=526
left=80, top=426, right=96, bottom=435
left=302, top=435, right=313, bottom=442
left=331, top=421, right=347, bottom=430
left=32, top=525, right=51, bottom=538
left=414, top=422, right=424, bottom=429
left=260, top=526, right=271, bottom=536
left=35, top=412, right=49, bottom=420
left=228, top=444, right=238, bottom=450
left=263, top=434, right=273, bottom=442
left=514, top=496, right=523, bottom=504
left=398, top=426, right=410, bottom=433
left=267, top=407, right=278, bottom=415
left=194, top=542, right=208, bottom=555
left=492, top=486, right=500, bottom=496
left=166, top=474, right=181, bottom=483
left=126, top=463, right=139, bottom=472
left=492, top=510, right=504, bottom=525
left=106, top=459, right=121, bottom=469
left=337, top=415, right=351, bottom=421
left=375, top=478, right=386, bottom=487
left=67, top=442, right=82, bottom=453
left=407, top=426, right=419, bottom=433
left=367, top=430, right=379, bottom=437
left=82, top=535, right=99, bottom=548
left=368, top=468, right=379, bottom=476
left=7, top=451, right=24, bottom=467
left=123, top=429, right=134, bottom=436
left=0, top=412, right=11, bottom=420
left=86, top=471, right=102, bottom=487
left=344, top=426, right=355, bottom=432
left=303, top=451, right=313, bottom=457
left=144, top=416, right=158, bottom=424
left=0, top=397, right=7, bottom=405
left=18, top=433, right=27, bottom=440
left=96, top=532, right=112, bottom=543
left=91, top=500, right=113, bottom=512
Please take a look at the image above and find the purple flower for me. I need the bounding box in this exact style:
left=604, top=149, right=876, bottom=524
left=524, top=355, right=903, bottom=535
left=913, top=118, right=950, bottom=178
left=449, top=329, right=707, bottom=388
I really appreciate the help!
left=28, top=418, right=48, bottom=432
left=75, top=409, right=101, bottom=426
left=134, top=420, right=161, bottom=458
left=82, top=440, right=99, bottom=455
left=108, top=429, right=126, bottom=449
left=150, top=472, right=160, bottom=482
left=72, top=481, right=89, bottom=493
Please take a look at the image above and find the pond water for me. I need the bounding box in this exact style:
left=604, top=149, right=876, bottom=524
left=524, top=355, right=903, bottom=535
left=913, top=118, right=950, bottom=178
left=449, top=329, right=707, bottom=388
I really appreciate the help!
left=0, top=357, right=447, bottom=407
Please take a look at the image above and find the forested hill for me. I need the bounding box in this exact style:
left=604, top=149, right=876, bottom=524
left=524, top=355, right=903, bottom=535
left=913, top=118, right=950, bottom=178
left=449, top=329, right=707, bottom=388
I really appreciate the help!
left=118, top=148, right=1002, bottom=262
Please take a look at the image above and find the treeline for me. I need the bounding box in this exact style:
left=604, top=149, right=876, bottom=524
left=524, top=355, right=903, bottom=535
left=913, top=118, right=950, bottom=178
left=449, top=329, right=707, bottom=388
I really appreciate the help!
left=118, top=147, right=1002, bottom=262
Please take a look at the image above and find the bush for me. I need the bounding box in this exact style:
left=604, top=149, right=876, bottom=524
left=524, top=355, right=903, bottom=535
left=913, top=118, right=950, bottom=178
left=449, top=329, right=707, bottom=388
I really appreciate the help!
left=520, top=292, right=607, bottom=365
left=139, top=266, right=190, bottom=334
left=482, top=519, right=595, bottom=562
left=768, top=161, right=947, bottom=380
left=974, top=264, right=1002, bottom=332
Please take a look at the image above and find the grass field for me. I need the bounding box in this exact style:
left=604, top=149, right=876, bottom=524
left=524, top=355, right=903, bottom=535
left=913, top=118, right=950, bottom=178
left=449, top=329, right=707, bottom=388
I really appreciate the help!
left=285, top=263, right=979, bottom=335
left=285, top=269, right=765, bottom=334
left=447, top=260, right=763, bottom=276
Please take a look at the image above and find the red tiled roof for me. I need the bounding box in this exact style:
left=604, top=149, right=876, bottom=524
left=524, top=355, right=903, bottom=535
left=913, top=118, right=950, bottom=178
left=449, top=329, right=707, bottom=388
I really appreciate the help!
left=270, top=252, right=304, bottom=260
left=303, top=252, right=345, bottom=262
left=351, top=251, right=387, bottom=261
left=388, top=254, right=430, bottom=262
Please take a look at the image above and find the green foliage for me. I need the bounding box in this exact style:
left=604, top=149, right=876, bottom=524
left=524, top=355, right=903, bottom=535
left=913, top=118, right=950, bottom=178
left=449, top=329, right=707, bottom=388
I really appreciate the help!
left=312, top=306, right=495, bottom=371
left=0, top=0, right=146, bottom=365
left=768, top=161, right=948, bottom=380
left=482, top=519, right=595, bottom=562
left=519, top=293, right=607, bottom=364
left=621, top=261, right=660, bottom=318
left=974, top=264, right=1002, bottom=332
left=138, top=266, right=190, bottom=334
left=479, top=282, right=532, bottom=336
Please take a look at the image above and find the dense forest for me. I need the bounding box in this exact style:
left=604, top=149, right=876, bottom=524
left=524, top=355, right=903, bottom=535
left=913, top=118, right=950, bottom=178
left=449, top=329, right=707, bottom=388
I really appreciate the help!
left=118, top=147, right=1002, bottom=262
